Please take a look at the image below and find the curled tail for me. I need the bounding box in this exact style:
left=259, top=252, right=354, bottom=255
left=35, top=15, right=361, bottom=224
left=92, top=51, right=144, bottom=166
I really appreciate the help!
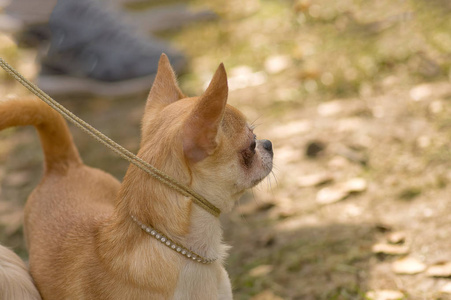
left=0, top=96, right=82, bottom=173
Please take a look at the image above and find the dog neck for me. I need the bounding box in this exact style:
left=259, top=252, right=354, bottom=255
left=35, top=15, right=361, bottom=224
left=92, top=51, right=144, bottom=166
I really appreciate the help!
left=184, top=205, right=229, bottom=263
left=110, top=165, right=227, bottom=263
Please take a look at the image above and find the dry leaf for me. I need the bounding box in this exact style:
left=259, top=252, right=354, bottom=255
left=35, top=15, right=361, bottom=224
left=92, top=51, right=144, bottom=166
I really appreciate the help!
left=365, top=290, right=405, bottom=300
left=372, top=243, right=409, bottom=255
left=316, top=186, right=349, bottom=204
left=392, top=257, right=426, bottom=275
left=251, top=290, right=284, bottom=300
left=344, top=177, right=367, bottom=192
left=426, top=261, right=451, bottom=278
left=387, top=231, right=406, bottom=244
left=316, top=177, right=367, bottom=204
left=248, top=265, right=273, bottom=277
left=298, top=172, right=333, bottom=187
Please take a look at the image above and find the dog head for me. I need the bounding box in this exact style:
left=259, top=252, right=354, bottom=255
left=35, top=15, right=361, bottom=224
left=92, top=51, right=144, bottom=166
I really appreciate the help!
left=139, top=54, right=273, bottom=213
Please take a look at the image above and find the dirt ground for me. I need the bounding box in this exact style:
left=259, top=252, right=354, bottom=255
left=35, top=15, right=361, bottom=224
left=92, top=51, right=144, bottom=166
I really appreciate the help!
left=1, top=0, right=451, bottom=299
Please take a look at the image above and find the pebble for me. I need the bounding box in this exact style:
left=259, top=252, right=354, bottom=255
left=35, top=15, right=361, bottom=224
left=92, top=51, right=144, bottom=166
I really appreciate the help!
left=409, top=84, right=431, bottom=101
left=392, top=256, right=426, bottom=275
left=365, top=290, right=405, bottom=300
left=372, top=243, right=409, bottom=255
left=426, top=261, right=451, bottom=278
left=441, top=282, right=451, bottom=294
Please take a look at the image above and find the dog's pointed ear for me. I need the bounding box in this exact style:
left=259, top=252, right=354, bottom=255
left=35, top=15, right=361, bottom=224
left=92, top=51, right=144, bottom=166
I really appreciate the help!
left=183, top=63, right=228, bottom=163
left=146, top=53, right=185, bottom=110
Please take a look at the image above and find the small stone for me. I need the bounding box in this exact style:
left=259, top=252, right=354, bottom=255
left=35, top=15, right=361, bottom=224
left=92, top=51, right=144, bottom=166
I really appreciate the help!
left=392, top=256, right=426, bottom=275
left=155, top=234, right=161, bottom=239
left=372, top=243, right=409, bottom=255
left=151, top=230, right=156, bottom=235
left=441, top=282, right=451, bottom=294
left=426, top=261, right=451, bottom=278
left=365, top=290, right=405, bottom=300
left=409, top=84, right=431, bottom=101
left=176, top=247, right=181, bottom=252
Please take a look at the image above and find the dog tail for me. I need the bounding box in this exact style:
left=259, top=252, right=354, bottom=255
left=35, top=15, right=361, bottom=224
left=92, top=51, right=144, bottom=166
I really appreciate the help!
left=0, top=245, right=42, bottom=300
left=0, top=96, right=82, bottom=172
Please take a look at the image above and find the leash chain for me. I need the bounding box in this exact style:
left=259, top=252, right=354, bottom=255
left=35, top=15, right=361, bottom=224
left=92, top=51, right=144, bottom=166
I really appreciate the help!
left=0, top=58, right=221, bottom=217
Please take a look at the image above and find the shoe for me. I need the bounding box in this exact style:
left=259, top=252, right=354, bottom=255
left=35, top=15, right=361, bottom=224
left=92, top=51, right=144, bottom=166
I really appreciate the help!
left=36, top=0, right=186, bottom=97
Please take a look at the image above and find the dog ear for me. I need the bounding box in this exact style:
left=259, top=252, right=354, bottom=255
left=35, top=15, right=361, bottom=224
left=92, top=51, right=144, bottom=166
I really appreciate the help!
left=183, top=63, right=228, bottom=163
left=146, top=53, right=185, bottom=111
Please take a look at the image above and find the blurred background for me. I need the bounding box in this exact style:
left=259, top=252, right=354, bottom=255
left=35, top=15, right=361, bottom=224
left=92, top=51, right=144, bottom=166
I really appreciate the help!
left=0, top=0, right=451, bottom=299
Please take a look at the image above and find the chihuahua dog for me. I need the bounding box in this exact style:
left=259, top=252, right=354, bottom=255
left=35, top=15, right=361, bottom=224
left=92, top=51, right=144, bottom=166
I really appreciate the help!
left=0, top=54, right=273, bottom=299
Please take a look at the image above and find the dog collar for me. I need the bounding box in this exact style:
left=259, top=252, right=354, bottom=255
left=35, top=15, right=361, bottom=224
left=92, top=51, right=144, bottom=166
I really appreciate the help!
left=130, top=215, right=217, bottom=264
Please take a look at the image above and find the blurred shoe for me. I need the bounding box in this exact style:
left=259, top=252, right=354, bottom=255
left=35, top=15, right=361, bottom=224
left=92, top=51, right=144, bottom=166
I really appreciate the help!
left=36, top=0, right=185, bottom=97
left=37, top=36, right=186, bottom=97
left=125, top=4, right=216, bottom=32
left=8, top=1, right=216, bottom=48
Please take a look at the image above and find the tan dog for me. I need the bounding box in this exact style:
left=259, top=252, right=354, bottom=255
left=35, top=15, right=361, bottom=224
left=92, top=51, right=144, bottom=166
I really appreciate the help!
left=0, top=54, right=273, bottom=299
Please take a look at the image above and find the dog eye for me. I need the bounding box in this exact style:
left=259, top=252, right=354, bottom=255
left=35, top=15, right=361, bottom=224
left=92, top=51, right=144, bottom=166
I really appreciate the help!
left=250, top=134, right=257, bottom=151
left=250, top=140, right=256, bottom=151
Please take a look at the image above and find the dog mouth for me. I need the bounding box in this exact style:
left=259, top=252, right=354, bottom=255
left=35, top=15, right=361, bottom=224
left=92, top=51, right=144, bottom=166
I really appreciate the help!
left=250, top=159, right=273, bottom=187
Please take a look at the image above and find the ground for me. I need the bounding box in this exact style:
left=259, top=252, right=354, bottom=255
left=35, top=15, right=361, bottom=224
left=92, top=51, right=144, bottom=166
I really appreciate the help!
left=1, top=0, right=451, bottom=299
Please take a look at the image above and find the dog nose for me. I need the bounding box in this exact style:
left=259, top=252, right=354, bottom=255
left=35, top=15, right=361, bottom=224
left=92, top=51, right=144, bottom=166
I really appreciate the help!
left=262, top=139, right=273, bottom=154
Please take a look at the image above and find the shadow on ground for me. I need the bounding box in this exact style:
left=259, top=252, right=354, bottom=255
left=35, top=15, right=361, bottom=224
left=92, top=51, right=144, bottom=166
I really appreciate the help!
left=223, top=198, right=379, bottom=299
